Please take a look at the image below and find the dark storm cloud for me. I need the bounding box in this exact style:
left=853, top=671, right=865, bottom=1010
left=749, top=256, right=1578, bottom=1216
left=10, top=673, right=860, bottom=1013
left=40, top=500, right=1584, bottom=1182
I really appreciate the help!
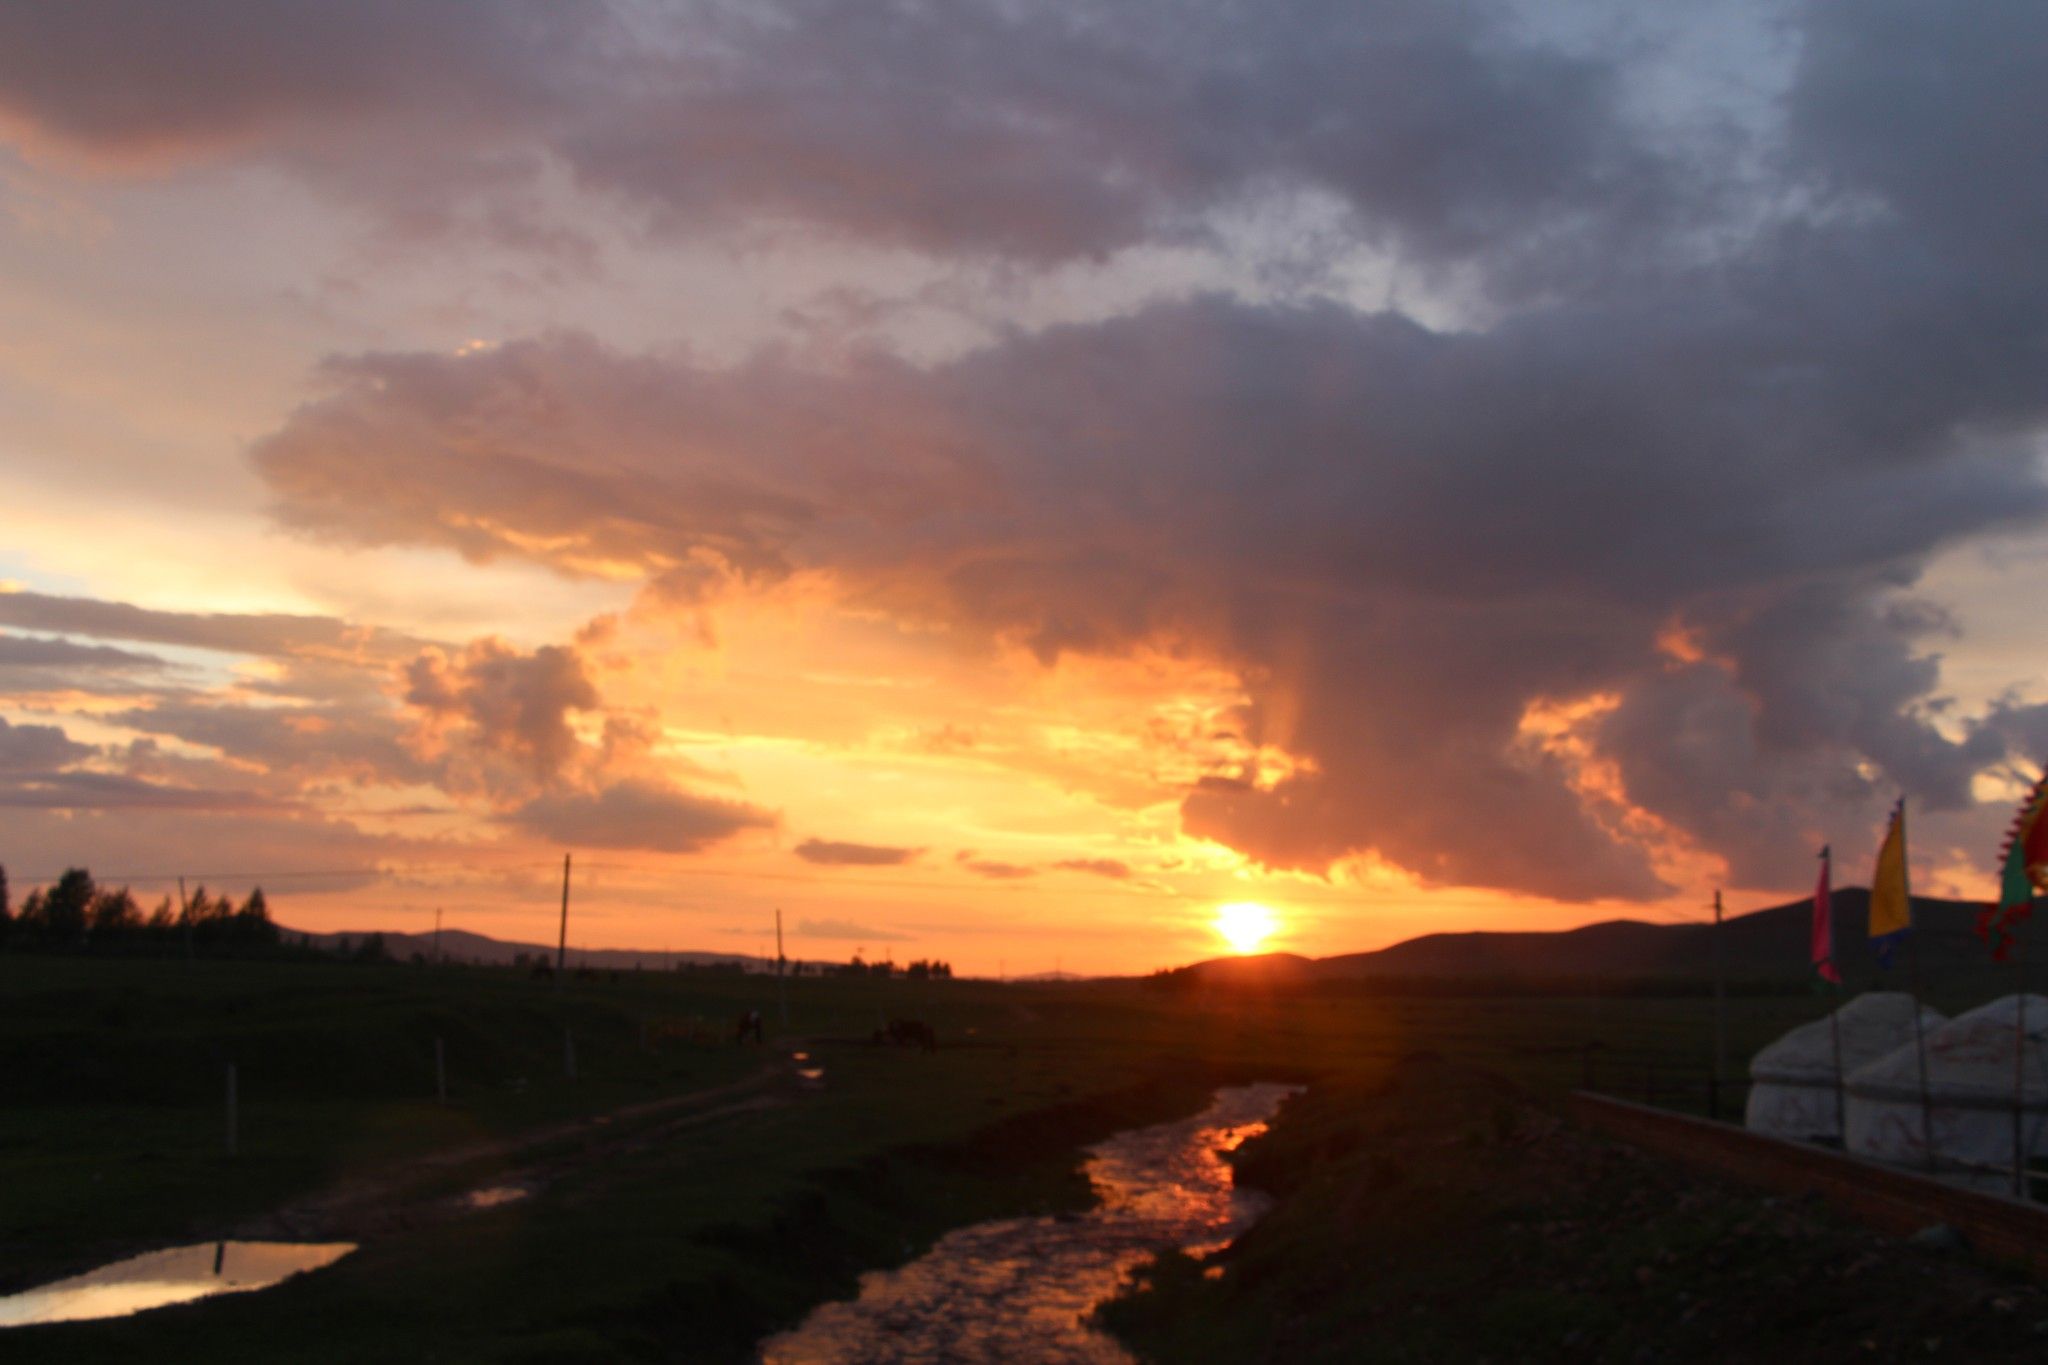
left=0, top=1, right=594, bottom=161
left=0, top=634, right=165, bottom=672
left=0, top=0, right=1680, bottom=270
left=0, top=769, right=280, bottom=811
left=1979, top=702, right=2048, bottom=770
left=794, top=838, right=923, bottom=867
left=0, top=717, right=296, bottom=815
left=509, top=777, right=777, bottom=853
left=108, top=698, right=431, bottom=788
left=162, top=0, right=2048, bottom=896
left=249, top=264, right=2048, bottom=896
left=0, top=590, right=428, bottom=660
left=1789, top=0, right=2048, bottom=276
left=0, top=716, right=93, bottom=771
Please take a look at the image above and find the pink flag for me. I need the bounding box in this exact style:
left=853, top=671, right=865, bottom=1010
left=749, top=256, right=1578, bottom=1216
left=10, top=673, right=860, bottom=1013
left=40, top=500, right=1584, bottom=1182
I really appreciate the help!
left=1813, top=844, right=1840, bottom=984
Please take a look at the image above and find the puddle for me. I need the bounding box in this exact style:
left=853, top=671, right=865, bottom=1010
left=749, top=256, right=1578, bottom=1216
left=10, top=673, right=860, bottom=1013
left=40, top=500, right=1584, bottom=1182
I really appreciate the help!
left=792, top=1051, right=811, bottom=1062
left=462, top=1186, right=530, bottom=1210
left=0, top=1242, right=356, bottom=1328
left=758, top=1082, right=1297, bottom=1364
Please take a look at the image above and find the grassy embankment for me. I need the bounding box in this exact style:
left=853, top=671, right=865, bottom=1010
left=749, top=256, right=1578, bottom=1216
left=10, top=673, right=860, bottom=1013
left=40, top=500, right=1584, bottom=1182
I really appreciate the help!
left=3, top=954, right=1838, bottom=1360
left=1101, top=1057, right=2048, bottom=1363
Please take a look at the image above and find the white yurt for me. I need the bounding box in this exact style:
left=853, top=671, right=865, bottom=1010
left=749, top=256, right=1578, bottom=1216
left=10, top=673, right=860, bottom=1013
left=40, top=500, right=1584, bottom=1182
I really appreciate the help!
left=1745, top=992, right=1947, bottom=1144
left=1845, top=994, right=2048, bottom=1194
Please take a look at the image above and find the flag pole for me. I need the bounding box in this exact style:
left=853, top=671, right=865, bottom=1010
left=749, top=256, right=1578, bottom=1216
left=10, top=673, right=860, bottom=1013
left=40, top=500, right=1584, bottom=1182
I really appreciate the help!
left=1829, top=993, right=1846, bottom=1145
left=1907, top=916, right=1935, bottom=1174
left=2015, top=910, right=2029, bottom=1199
left=1899, top=798, right=1935, bottom=1174
left=1817, top=846, right=1845, bottom=1143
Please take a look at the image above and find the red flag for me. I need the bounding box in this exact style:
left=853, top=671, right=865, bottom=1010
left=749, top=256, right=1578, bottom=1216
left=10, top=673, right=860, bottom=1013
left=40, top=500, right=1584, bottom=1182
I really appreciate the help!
left=1979, top=768, right=2048, bottom=960
left=1813, top=845, right=1840, bottom=984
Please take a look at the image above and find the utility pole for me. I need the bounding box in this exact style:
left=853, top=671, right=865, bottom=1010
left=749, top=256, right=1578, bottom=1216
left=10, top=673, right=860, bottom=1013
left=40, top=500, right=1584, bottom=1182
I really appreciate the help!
left=555, top=853, right=572, bottom=987
left=1712, top=889, right=1727, bottom=1118
left=776, top=908, right=789, bottom=1028
left=433, top=906, right=444, bottom=964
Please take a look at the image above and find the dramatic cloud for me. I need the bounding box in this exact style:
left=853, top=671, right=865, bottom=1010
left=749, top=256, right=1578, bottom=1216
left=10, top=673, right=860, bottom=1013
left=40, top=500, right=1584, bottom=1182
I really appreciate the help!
left=1052, top=858, right=1133, bottom=880
left=0, top=633, right=165, bottom=672
left=0, top=716, right=92, bottom=771
left=957, top=856, right=1035, bottom=881
left=13, top=0, right=2048, bottom=929
left=0, top=0, right=1681, bottom=271
left=250, top=263, right=2048, bottom=897
left=794, top=916, right=911, bottom=943
left=0, top=1, right=592, bottom=163
left=509, top=777, right=777, bottom=853
left=0, top=589, right=427, bottom=661
left=403, top=637, right=600, bottom=793
left=0, top=770, right=279, bottom=811
left=1982, top=702, right=2048, bottom=769
left=109, top=698, right=429, bottom=789
left=0, top=717, right=286, bottom=815
left=794, top=838, right=923, bottom=867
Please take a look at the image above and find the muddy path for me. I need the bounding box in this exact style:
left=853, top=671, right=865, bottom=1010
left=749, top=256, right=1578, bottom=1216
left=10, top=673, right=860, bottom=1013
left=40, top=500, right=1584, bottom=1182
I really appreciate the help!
left=232, top=1040, right=810, bottom=1243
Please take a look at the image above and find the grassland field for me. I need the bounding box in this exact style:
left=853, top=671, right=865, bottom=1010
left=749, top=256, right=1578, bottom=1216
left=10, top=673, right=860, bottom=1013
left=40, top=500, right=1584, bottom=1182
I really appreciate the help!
left=1, top=953, right=1849, bottom=1361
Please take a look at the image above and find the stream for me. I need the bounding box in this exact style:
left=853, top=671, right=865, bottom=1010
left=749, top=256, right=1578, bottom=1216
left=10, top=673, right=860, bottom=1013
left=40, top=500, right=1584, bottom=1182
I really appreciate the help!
left=758, top=1081, right=1298, bottom=1364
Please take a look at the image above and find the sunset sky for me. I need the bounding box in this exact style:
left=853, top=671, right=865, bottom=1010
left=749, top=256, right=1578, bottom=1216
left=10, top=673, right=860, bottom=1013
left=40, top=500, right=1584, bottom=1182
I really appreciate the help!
left=2, top=1, right=2045, bottom=974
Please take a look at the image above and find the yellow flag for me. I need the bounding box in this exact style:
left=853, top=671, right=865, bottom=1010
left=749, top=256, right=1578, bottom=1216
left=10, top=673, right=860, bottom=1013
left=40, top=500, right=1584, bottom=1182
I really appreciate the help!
left=1869, top=798, right=1911, bottom=947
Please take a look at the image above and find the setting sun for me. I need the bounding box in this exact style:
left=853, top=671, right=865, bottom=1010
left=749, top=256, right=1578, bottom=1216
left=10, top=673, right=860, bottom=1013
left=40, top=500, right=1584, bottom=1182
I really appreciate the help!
left=1213, top=901, right=1278, bottom=954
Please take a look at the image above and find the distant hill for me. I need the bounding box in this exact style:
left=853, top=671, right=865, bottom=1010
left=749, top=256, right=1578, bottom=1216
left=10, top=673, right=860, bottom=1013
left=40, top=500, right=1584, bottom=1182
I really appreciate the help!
left=283, top=925, right=773, bottom=973
left=1167, top=889, right=2018, bottom=998
left=1163, top=952, right=1320, bottom=987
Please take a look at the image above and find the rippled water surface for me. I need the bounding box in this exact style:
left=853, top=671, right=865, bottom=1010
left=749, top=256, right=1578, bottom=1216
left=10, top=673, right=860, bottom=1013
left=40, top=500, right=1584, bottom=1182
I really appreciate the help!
left=462, top=1186, right=530, bottom=1210
left=0, top=1242, right=356, bottom=1327
left=759, top=1082, right=1297, bottom=1364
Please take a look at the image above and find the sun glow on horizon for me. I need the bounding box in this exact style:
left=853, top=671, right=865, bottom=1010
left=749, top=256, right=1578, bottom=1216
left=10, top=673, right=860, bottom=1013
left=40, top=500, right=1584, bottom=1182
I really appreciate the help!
left=1213, top=901, right=1278, bottom=954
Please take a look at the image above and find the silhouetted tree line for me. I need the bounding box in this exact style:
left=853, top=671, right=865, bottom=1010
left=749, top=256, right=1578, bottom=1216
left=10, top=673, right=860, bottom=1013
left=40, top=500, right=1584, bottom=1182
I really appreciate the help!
left=834, top=953, right=952, bottom=979
left=0, top=864, right=305, bottom=958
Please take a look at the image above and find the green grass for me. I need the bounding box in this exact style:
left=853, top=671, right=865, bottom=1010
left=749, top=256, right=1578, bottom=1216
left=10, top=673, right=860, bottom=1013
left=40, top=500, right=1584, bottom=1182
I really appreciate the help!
left=0, top=954, right=1841, bottom=1361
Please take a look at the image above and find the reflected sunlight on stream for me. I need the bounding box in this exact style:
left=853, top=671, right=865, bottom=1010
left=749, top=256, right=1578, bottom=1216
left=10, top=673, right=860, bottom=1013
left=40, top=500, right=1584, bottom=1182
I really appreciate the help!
left=759, top=1082, right=1298, bottom=1364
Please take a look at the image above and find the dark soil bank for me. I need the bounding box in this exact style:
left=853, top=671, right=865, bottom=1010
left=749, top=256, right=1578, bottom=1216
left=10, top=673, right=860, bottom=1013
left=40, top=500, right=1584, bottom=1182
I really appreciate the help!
left=540, top=1066, right=1259, bottom=1363
left=1099, top=1055, right=2048, bottom=1364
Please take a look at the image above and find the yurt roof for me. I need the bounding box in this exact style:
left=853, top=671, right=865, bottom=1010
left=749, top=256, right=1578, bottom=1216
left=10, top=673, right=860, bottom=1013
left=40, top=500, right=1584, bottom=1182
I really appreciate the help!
left=1848, top=994, right=2048, bottom=1106
left=1750, top=991, right=1946, bottom=1084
